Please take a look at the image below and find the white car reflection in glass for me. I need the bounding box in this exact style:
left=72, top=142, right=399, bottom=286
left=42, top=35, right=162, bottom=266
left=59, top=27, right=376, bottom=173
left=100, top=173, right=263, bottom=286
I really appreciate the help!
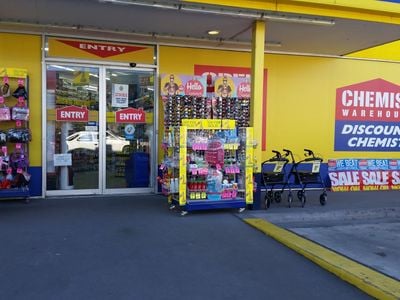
left=66, top=131, right=130, bottom=153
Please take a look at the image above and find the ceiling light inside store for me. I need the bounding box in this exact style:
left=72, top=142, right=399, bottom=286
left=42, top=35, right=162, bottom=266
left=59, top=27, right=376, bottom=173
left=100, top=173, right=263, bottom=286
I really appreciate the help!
left=207, top=30, right=220, bottom=36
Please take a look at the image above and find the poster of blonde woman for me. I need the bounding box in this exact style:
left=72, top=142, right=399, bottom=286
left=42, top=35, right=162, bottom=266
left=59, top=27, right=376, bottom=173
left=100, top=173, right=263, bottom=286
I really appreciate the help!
left=215, top=75, right=236, bottom=97
left=161, top=74, right=183, bottom=96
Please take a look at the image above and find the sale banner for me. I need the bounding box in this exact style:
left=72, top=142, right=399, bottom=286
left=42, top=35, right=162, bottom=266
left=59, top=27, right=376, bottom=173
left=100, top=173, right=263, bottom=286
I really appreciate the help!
left=328, top=158, right=400, bottom=191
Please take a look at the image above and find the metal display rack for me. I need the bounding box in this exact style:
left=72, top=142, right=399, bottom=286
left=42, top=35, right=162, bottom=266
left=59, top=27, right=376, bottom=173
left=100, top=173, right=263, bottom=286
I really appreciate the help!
left=161, top=118, right=254, bottom=215
left=0, top=68, right=31, bottom=200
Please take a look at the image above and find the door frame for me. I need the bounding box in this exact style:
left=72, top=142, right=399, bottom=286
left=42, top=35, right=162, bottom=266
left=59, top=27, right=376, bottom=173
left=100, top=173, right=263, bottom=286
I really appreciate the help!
left=42, top=60, right=158, bottom=196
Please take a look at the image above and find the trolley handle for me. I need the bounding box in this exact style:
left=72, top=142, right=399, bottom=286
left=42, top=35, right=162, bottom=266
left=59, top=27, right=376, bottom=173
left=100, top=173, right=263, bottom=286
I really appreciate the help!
left=304, top=157, right=323, bottom=162
left=262, top=150, right=288, bottom=164
left=304, top=149, right=314, bottom=157
left=303, top=148, right=323, bottom=162
left=272, top=150, right=281, bottom=158
left=283, top=149, right=295, bottom=163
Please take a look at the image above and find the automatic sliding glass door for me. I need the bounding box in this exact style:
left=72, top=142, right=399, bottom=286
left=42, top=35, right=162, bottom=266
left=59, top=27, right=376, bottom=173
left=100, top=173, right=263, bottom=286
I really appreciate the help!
left=45, top=65, right=155, bottom=195
left=104, top=68, right=154, bottom=191
left=45, top=64, right=100, bottom=193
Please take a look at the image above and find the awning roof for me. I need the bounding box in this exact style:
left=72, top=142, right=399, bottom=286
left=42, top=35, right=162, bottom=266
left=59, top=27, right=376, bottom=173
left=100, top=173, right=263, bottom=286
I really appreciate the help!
left=1, top=0, right=400, bottom=57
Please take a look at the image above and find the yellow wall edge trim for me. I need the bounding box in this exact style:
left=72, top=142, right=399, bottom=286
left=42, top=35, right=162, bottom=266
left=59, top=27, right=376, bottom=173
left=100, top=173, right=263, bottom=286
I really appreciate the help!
left=183, top=0, right=400, bottom=24
left=243, top=218, right=400, bottom=300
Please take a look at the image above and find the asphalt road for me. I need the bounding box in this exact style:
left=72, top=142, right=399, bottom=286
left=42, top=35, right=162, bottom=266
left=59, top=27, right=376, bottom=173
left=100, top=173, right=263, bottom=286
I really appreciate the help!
left=0, top=195, right=371, bottom=300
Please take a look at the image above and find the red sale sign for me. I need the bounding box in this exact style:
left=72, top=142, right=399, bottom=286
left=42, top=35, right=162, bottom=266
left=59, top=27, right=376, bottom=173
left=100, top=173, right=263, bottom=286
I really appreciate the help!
left=115, top=108, right=146, bottom=123
left=56, top=105, right=89, bottom=122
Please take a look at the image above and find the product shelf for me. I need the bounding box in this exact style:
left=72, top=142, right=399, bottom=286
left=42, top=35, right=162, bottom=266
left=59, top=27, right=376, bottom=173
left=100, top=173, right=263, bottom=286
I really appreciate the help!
left=161, top=118, right=254, bottom=214
left=0, top=68, right=31, bottom=200
left=183, top=199, right=246, bottom=211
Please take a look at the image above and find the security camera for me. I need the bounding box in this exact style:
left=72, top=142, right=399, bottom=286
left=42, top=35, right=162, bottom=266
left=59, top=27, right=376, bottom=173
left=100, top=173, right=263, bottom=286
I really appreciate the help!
left=129, top=62, right=137, bottom=68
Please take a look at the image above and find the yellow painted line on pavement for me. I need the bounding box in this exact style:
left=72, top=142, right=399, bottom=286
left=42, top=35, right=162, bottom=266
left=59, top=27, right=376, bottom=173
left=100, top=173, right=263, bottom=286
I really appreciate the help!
left=244, top=218, right=400, bottom=300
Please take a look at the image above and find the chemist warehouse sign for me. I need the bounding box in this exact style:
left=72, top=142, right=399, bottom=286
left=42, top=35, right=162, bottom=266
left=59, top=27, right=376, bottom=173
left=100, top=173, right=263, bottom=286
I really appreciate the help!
left=334, top=78, right=400, bottom=151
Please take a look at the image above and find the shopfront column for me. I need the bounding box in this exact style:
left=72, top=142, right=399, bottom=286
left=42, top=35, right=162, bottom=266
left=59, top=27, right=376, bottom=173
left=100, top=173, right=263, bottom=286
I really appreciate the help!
left=251, top=20, right=265, bottom=172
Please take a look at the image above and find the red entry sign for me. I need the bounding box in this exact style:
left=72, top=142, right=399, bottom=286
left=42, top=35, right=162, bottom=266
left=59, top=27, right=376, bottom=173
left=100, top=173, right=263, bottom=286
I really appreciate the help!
left=115, top=107, right=146, bottom=123
left=56, top=105, right=89, bottom=122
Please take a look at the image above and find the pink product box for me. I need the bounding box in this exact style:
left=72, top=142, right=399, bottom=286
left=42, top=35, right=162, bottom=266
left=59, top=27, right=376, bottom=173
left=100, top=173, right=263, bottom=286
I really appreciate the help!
left=221, top=189, right=238, bottom=199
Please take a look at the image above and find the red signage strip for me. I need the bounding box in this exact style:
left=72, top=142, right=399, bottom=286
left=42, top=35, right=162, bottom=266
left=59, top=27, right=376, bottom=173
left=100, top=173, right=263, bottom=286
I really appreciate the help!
left=115, top=108, right=146, bottom=123
left=56, top=105, right=89, bottom=122
left=57, top=39, right=147, bottom=58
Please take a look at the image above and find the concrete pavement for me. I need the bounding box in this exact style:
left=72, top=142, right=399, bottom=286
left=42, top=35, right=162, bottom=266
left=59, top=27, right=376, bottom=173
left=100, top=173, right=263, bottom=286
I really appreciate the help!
left=0, top=194, right=371, bottom=300
left=240, top=190, right=400, bottom=299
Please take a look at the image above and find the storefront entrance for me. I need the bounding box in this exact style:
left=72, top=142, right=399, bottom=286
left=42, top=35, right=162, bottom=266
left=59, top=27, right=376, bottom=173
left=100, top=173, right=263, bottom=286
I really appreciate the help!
left=45, top=64, right=155, bottom=195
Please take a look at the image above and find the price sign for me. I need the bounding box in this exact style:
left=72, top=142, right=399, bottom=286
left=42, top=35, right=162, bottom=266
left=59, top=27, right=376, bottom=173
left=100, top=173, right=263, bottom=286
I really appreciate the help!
left=312, top=161, right=321, bottom=173
left=221, top=119, right=235, bottom=129
left=273, top=161, right=285, bottom=173
left=182, top=119, right=202, bottom=129
left=202, top=119, right=221, bottom=129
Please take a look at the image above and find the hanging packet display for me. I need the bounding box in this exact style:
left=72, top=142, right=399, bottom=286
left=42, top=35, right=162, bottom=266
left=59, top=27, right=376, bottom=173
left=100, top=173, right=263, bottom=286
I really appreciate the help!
left=1, top=76, right=10, bottom=98
left=11, top=105, right=29, bottom=121
left=0, top=130, right=8, bottom=145
left=10, top=148, right=29, bottom=170
left=0, top=146, right=9, bottom=171
left=0, top=106, right=11, bottom=121
left=12, top=80, right=28, bottom=100
left=205, top=137, right=225, bottom=166
left=7, top=128, right=32, bottom=143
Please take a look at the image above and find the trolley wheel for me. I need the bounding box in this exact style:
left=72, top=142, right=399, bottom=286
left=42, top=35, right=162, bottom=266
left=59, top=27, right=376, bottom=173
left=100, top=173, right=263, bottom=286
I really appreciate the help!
left=287, top=193, right=293, bottom=208
left=297, top=190, right=304, bottom=200
left=319, top=193, right=327, bottom=206
left=274, top=191, right=282, bottom=203
left=267, top=191, right=273, bottom=203
left=301, top=194, right=306, bottom=208
left=265, top=194, right=271, bottom=209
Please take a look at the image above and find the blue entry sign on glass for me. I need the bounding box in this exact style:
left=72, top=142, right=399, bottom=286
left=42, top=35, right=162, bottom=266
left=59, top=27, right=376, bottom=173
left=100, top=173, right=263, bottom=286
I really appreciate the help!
left=125, top=124, right=135, bottom=140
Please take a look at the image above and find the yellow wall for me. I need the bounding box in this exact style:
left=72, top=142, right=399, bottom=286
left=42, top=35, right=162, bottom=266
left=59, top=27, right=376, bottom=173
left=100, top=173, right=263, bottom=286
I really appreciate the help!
left=159, top=45, right=400, bottom=165
left=0, top=33, right=42, bottom=166
left=347, top=40, right=400, bottom=61
left=159, top=46, right=251, bottom=73
left=265, top=53, right=400, bottom=161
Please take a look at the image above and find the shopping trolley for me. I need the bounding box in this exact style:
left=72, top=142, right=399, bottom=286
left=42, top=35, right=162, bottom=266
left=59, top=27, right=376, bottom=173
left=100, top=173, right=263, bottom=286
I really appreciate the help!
left=287, top=148, right=327, bottom=208
left=261, top=150, right=290, bottom=209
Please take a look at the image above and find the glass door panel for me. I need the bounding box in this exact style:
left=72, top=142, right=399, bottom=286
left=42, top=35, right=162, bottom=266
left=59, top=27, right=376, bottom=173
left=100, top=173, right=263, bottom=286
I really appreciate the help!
left=46, top=65, right=100, bottom=191
left=105, top=68, right=154, bottom=189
